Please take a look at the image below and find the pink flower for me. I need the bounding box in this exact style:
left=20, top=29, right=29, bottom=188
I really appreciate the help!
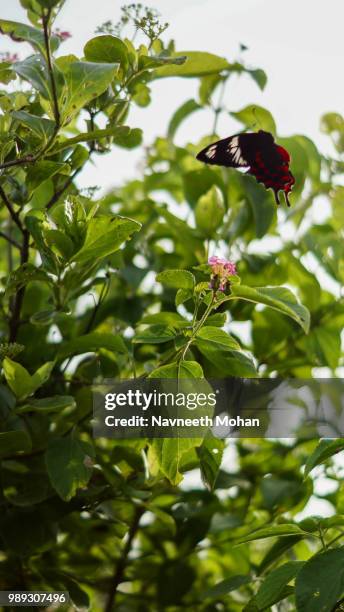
left=0, top=52, right=19, bottom=63
left=54, top=29, right=72, bottom=41
left=208, top=255, right=237, bottom=293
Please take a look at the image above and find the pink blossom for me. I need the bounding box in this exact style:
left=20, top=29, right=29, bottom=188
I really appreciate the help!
left=0, top=52, right=19, bottom=63
left=208, top=255, right=237, bottom=293
left=54, top=29, right=72, bottom=41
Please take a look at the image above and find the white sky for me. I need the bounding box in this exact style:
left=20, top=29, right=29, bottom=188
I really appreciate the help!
left=1, top=0, right=343, bottom=191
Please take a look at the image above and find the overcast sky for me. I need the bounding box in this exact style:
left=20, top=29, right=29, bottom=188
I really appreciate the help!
left=1, top=0, right=343, bottom=190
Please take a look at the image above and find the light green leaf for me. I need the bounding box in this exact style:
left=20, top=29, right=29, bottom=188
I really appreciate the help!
left=195, top=327, right=240, bottom=352
left=3, top=357, right=34, bottom=400
left=84, top=35, right=129, bottom=69
left=237, top=524, right=305, bottom=544
left=148, top=361, right=203, bottom=379
left=60, top=61, right=118, bottom=123
left=195, top=185, right=225, bottom=236
left=45, top=435, right=94, bottom=501
left=167, top=98, right=201, bottom=139
left=58, top=332, right=127, bottom=361
left=154, top=51, right=230, bottom=78
left=231, top=104, right=276, bottom=136
left=156, top=269, right=195, bottom=290
left=0, top=431, right=32, bottom=458
left=304, top=440, right=344, bottom=477
left=220, top=285, right=310, bottom=332
left=0, top=19, right=60, bottom=54
left=295, top=548, right=344, bottom=612
left=31, top=361, right=54, bottom=392
left=72, top=215, right=141, bottom=263
left=150, top=438, right=202, bottom=485
left=197, top=436, right=225, bottom=491
left=52, top=125, right=138, bottom=152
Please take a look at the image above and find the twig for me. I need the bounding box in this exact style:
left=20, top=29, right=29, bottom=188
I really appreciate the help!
left=0, top=229, right=20, bottom=249
left=46, top=167, right=81, bottom=210
left=0, top=185, right=23, bottom=232
left=104, top=507, right=144, bottom=612
left=9, top=229, right=30, bottom=342
left=42, top=9, right=60, bottom=127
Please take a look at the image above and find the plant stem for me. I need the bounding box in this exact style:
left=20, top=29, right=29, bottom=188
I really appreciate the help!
left=42, top=9, right=60, bottom=127
left=8, top=229, right=29, bottom=342
left=104, top=507, right=143, bottom=612
left=0, top=186, right=23, bottom=232
left=0, top=229, right=20, bottom=249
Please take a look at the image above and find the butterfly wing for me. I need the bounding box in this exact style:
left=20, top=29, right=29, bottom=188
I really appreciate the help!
left=196, top=133, right=252, bottom=167
left=196, top=131, right=295, bottom=206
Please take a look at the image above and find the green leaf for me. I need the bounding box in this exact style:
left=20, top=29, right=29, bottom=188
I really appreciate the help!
left=72, top=215, right=141, bottom=264
left=139, top=55, right=187, bottom=70
left=148, top=361, right=203, bottom=379
left=231, top=104, right=276, bottom=136
left=197, top=436, right=225, bottom=491
left=221, top=285, right=310, bottom=332
left=17, top=396, right=76, bottom=414
left=0, top=431, right=32, bottom=458
left=13, top=56, right=52, bottom=100
left=304, top=440, right=344, bottom=477
left=254, top=561, right=303, bottom=610
left=195, top=185, right=225, bottom=236
left=243, top=174, right=275, bottom=238
left=167, top=98, right=201, bottom=139
left=0, top=61, right=16, bottom=84
left=60, top=61, right=118, bottom=123
left=237, top=524, right=305, bottom=544
left=26, top=161, right=69, bottom=190
left=156, top=269, right=195, bottom=290
left=295, top=548, right=344, bottom=612
left=195, top=327, right=240, bottom=352
left=45, top=435, right=94, bottom=501
left=202, top=574, right=252, bottom=599
left=52, top=125, right=140, bottom=152
left=84, top=35, right=129, bottom=69
left=31, top=361, right=54, bottom=392
left=154, top=51, right=230, bottom=77
left=247, top=68, right=267, bottom=90
left=133, top=325, right=178, bottom=344
left=150, top=438, right=202, bottom=485
left=0, top=19, right=60, bottom=54
left=58, top=332, right=127, bottom=361
left=3, top=357, right=35, bottom=400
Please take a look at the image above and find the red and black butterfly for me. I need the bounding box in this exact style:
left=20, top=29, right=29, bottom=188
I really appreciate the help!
left=196, top=130, right=295, bottom=206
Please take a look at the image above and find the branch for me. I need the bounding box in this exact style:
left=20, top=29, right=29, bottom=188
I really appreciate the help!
left=0, top=230, right=21, bottom=249
left=46, top=167, right=81, bottom=210
left=104, top=507, right=144, bottom=612
left=0, top=185, right=23, bottom=232
left=42, top=9, right=60, bottom=127
left=8, top=229, right=30, bottom=342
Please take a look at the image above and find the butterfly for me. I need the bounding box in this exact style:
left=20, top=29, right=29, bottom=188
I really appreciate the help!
left=196, top=130, right=295, bottom=206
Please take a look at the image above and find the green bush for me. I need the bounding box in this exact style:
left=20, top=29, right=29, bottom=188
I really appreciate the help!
left=0, top=2, right=343, bottom=610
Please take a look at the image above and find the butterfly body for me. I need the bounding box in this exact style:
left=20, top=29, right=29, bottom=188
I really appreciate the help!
left=196, top=130, right=295, bottom=206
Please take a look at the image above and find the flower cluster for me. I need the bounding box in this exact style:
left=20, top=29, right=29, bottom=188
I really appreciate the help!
left=53, top=29, right=72, bottom=41
left=0, top=52, right=19, bottom=63
left=208, top=255, right=237, bottom=292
